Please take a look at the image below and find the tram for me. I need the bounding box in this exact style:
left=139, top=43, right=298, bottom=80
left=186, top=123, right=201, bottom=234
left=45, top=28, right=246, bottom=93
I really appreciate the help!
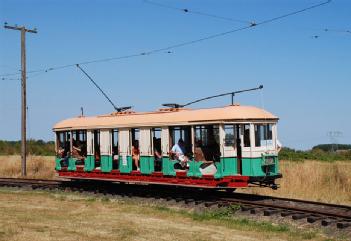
left=54, top=104, right=282, bottom=189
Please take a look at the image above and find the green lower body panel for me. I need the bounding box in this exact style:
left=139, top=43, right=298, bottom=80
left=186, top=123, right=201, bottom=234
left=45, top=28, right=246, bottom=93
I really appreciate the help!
left=140, top=156, right=154, bottom=174
left=187, top=161, right=203, bottom=177
left=222, top=157, right=238, bottom=176
left=213, top=156, right=279, bottom=178
left=84, top=155, right=95, bottom=172
left=242, top=155, right=279, bottom=177
left=119, top=155, right=132, bottom=173
left=67, top=158, right=76, bottom=171
left=214, top=162, right=223, bottom=179
left=55, top=157, right=61, bottom=171
left=101, top=155, right=112, bottom=172
left=162, top=157, right=177, bottom=176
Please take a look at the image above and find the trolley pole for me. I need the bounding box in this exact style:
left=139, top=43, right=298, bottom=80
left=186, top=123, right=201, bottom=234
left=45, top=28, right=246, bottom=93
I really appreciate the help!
left=4, top=23, right=37, bottom=176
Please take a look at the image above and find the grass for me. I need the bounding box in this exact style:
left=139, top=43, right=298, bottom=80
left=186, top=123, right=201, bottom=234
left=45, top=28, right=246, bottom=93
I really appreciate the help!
left=0, top=188, right=337, bottom=241
left=0, top=155, right=350, bottom=205
left=0, top=155, right=55, bottom=179
left=239, top=160, right=351, bottom=205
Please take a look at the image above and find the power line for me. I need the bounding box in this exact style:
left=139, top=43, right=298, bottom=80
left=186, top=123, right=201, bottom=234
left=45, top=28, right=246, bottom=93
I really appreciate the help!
left=324, top=28, right=351, bottom=34
left=0, top=0, right=331, bottom=78
left=143, top=0, right=254, bottom=25
left=309, top=27, right=351, bottom=39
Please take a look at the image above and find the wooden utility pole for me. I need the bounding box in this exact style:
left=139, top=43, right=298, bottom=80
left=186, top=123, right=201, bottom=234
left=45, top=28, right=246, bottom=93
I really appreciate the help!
left=4, top=23, right=37, bottom=176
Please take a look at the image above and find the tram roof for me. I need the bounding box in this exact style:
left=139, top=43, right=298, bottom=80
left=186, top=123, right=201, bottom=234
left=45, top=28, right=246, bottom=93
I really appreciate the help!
left=53, top=105, right=278, bottom=131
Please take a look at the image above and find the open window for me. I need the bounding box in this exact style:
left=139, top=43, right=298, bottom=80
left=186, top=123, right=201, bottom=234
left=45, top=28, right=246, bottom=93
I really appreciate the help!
left=194, top=125, right=220, bottom=162
left=111, top=129, right=119, bottom=169
left=224, top=125, right=235, bottom=147
left=152, top=128, right=162, bottom=171
left=71, top=130, right=87, bottom=164
left=131, top=128, right=140, bottom=170
left=169, top=126, right=192, bottom=157
left=56, top=131, right=71, bottom=159
left=255, top=124, right=273, bottom=147
left=243, top=124, right=251, bottom=147
left=93, top=130, right=101, bottom=167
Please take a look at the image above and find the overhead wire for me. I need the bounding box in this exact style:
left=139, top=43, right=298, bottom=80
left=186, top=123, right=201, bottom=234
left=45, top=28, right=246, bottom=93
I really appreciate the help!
left=0, top=0, right=331, bottom=79
left=143, top=0, right=254, bottom=25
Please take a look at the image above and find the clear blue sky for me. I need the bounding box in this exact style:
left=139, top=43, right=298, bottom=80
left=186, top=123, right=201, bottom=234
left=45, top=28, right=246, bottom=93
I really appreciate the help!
left=0, top=0, right=350, bottom=150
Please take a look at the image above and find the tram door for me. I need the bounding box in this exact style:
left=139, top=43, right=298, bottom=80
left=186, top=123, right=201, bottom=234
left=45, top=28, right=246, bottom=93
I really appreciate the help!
left=235, top=125, right=242, bottom=175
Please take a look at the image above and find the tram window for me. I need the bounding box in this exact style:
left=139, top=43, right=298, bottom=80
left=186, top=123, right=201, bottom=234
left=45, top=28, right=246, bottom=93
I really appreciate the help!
left=243, top=124, right=251, bottom=147
left=131, top=128, right=140, bottom=151
left=57, top=131, right=70, bottom=157
left=72, top=130, right=87, bottom=159
left=170, top=126, right=192, bottom=154
left=224, top=125, right=235, bottom=146
left=93, top=130, right=101, bottom=166
left=111, top=129, right=119, bottom=169
left=152, top=128, right=162, bottom=171
left=131, top=128, right=140, bottom=143
left=194, top=125, right=220, bottom=162
left=255, top=124, right=273, bottom=147
left=131, top=128, right=140, bottom=170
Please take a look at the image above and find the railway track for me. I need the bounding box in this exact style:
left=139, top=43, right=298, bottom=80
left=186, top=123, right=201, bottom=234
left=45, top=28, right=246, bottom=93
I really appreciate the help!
left=0, top=177, right=350, bottom=230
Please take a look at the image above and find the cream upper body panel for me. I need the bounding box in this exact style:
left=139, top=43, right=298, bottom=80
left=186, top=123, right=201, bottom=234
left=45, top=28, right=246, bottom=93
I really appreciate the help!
left=53, top=105, right=278, bottom=131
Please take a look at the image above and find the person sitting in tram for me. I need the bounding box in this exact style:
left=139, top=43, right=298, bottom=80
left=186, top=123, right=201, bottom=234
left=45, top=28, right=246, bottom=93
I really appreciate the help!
left=132, top=140, right=140, bottom=171
left=153, top=137, right=162, bottom=171
left=170, top=138, right=189, bottom=169
left=194, top=140, right=217, bottom=175
left=58, top=146, right=69, bottom=167
left=71, top=139, right=85, bottom=165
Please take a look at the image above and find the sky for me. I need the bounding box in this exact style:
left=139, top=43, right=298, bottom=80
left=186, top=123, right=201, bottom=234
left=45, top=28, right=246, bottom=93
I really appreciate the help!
left=0, top=0, right=350, bottom=150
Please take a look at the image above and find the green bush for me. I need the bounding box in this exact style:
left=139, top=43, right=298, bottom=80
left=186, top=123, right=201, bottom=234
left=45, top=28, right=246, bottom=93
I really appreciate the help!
left=279, top=147, right=351, bottom=161
left=0, top=140, right=55, bottom=156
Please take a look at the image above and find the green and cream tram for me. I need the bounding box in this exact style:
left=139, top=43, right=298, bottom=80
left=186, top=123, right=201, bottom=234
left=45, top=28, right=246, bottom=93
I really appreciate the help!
left=54, top=104, right=281, bottom=189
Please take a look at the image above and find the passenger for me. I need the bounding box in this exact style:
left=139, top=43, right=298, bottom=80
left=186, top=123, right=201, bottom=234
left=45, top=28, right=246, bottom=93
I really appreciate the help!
left=194, top=139, right=217, bottom=175
left=170, top=138, right=188, bottom=169
left=194, top=140, right=205, bottom=162
left=153, top=137, right=162, bottom=171
left=58, top=146, right=69, bottom=167
left=132, top=140, right=140, bottom=171
left=199, top=162, right=217, bottom=175
left=207, top=137, right=220, bottom=162
left=72, top=140, right=85, bottom=165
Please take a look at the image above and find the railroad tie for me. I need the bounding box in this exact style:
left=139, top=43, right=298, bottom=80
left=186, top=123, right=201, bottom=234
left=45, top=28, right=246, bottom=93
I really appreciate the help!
left=321, top=218, right=337, bottom=226
left=263, top=209, right=281, bottom=216
left=307, top=216, right=324, bottom=223
left=250, top=208, right=266, bottom=214
left=241, top=205, right=255, bottom=212
left=336, top=221, right=351, bottom=229
left=281, top=211, right=298, bottom=217
left=292, top=213, right=310, bottom=220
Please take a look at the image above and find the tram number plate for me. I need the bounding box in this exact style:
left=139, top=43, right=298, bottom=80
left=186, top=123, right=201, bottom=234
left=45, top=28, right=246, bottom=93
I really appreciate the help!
left=263, top=157, right=275, bottom=165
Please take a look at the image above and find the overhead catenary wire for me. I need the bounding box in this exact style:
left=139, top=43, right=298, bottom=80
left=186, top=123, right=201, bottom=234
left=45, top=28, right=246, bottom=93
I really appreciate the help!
left=0, top=0, right=331, bottom=79
left=143, top=0, right=254, bottom=25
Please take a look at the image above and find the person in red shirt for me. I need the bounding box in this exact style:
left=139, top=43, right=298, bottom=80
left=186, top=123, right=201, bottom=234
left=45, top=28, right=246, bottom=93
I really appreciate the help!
left=132, top=140, right=140, bottom=171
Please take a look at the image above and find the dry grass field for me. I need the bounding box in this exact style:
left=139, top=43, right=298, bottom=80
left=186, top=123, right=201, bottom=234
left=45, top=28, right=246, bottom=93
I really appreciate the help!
left=0, top=155, right=350, bottom=205
left=239, top=160, right=351, bottom=205
left=0, top=189, right=333, bottom=241
left=0, top=155, right=55, bottom=179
